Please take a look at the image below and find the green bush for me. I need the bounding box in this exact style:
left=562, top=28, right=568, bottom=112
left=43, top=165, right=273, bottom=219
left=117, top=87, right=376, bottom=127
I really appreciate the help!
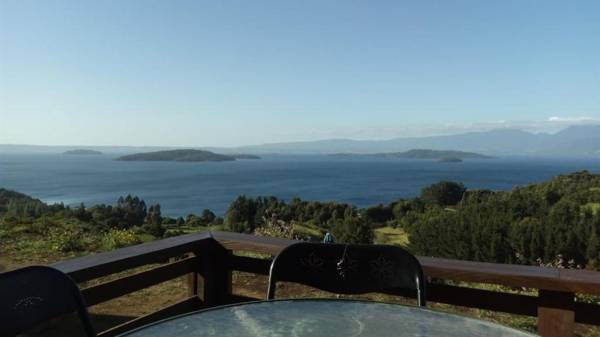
left=51, top=229, right=88, bottom=252
left=331, top=217, right=374, bottom=244
left=102, top=229, right=141, bottom=250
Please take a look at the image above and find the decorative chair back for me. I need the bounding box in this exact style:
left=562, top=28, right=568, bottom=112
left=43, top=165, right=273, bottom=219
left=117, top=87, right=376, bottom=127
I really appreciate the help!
left=267, top=242, right=426, bottom=306
left=0, top=265, right=96, bottom=337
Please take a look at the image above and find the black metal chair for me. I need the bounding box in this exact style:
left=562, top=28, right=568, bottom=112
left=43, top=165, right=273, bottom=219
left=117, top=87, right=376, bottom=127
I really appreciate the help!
left=0, top=265, right=96, bottom=337
left=267, top=242, right=426, bottom=306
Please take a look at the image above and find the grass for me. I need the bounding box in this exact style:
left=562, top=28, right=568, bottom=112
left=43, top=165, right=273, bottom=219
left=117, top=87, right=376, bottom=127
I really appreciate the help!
left=374, top=226, right=409, bottom=247
left=294, top=223, right=324, bottom=238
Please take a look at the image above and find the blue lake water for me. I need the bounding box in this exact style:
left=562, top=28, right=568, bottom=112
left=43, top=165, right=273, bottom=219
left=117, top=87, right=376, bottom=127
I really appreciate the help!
left=1, top=153, right=600, bottom=217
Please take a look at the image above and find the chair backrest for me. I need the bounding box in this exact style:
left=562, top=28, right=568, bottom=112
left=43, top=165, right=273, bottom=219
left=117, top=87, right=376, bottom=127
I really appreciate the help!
left=0, top=265, right=96, bottom=337
left=267, top=242, right=426, bottom=306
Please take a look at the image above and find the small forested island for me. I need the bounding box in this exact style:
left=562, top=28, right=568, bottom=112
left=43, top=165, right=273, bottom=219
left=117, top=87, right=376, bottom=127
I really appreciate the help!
left=439, top=157, right=463, bottom=163
left=330, top=149, right=493, bottom=160
left=115, top=149, right=260, bottom=162
left=63, top=149, right=103, bottom=155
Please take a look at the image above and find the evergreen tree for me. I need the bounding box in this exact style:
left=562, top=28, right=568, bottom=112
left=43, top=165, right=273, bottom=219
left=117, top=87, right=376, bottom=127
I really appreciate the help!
left=144, top=204, right=165, bottom=237
left=421, top=181, right=466, bottom=206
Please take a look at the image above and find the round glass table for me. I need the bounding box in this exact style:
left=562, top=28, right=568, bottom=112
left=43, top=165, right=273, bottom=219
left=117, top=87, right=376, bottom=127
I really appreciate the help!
left=120, top=299, right=536, bottom=337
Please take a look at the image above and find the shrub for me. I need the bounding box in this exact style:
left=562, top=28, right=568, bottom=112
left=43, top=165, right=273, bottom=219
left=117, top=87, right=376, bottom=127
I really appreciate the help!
left=331, top=217, right=374, bottom=244
left=102, top=229, right=141, bottom=250
left=51, top=229, right=87, bottom=252
left=254, top=218, right=297, bottom=240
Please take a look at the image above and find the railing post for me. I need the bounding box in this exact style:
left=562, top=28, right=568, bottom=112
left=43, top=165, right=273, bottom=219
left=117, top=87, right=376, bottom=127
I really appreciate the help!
left=537, top=290, right=575, bottom=337
left=201, top=239, right=232, bottom=306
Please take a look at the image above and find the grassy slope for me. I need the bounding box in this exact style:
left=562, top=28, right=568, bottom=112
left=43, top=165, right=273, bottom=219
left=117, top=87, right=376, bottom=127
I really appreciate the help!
left=374, top=226, right=409, bottom=246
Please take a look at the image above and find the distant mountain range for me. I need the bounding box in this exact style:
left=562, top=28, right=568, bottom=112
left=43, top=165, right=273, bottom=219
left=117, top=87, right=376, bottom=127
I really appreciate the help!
left=220, top=125, right=600, bottom=156
left=2, top=125, right=600, bottom=157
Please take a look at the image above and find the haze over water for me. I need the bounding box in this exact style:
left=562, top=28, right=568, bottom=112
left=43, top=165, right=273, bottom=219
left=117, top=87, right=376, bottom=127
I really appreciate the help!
left=2, top=153, right=600, bottom=217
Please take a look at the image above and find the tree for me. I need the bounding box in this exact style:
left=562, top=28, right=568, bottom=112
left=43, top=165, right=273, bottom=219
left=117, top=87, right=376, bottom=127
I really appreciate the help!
left=363, top=204, right=393, bottom=223
left=421, top=181, right=466, bottom=206
left=117, top=195, right=147, bottom=228
left=331, top=217, right=374, bottom=244
left=225, top=195, right=257, bottom=232
left=200, top=209, right=216, bottom=224
left=74, top=202, right=90, bottom=221
left=144, top=204, right=165, bottom=237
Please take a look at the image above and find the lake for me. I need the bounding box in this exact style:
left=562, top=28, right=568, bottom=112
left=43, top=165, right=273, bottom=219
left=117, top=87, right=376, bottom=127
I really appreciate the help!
left=1, top=153, right=600, bottom=217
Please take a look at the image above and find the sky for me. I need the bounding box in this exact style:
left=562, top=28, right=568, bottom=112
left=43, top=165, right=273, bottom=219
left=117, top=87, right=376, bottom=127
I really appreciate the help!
left=1, top=1, right=599, bottom=147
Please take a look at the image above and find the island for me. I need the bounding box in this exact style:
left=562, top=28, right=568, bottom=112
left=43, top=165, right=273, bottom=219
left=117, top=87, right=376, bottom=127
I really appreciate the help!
left=115, top=149, right=260, bottom=162
left=329, top=149, right=494, bottom=160
left=63, top=149, right=103, bottom=155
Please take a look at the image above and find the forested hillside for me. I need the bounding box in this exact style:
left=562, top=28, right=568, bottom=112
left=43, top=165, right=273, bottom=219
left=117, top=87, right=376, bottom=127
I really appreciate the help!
left=223, top=171, right=600, bottom=269
left=1, top=171, right=599, bottom=270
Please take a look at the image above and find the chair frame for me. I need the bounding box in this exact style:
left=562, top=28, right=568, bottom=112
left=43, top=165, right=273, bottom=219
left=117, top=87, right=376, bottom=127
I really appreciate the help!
left=0, top=265, right=96, bottom=337
left=267, top=242, right=426, bottom=306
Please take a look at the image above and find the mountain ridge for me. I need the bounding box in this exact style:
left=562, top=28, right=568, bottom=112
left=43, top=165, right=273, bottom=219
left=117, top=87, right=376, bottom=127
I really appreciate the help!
left=225, top=125, right=600, bottom=156
left=2, top=125, right=600, bottom=157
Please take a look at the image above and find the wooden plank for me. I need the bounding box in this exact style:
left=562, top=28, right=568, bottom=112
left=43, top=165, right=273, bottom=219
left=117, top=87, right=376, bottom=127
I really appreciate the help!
left=428, top=283, right=538, bottom=316
left=419, top=257, right=595, bottom=295
left=53, top=232, right=212, bottom=282
left=575, top=301, right=600, bottom=326
left=558, top=269, right=600, bottom=295
left=381, top=283, right=538, bottom=317
left=212, top=231, right=298, bottom=255
left=537, top=290, right=574, bottom=337
left=97, top=297, right=204, bottom=337
left=229, top=255, right=271, bottom=275
left=82, top=256, right=200, bottom=306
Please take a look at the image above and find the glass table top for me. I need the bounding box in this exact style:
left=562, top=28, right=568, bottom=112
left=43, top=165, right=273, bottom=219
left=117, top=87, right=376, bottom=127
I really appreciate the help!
left=120, top=299, right=536, bottom=337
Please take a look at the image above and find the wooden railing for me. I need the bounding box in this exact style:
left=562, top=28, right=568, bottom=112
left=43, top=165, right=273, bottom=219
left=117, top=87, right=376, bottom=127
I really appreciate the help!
left=50, top=231, right=600, bottom=337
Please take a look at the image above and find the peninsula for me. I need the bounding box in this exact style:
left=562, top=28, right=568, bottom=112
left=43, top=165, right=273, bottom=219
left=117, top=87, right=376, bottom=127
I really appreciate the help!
left=116, top=149, right=259, bottom=162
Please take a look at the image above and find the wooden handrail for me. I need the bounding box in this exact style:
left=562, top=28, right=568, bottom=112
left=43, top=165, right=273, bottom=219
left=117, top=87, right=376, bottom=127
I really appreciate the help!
left=52, top=232, right=212, bottom=282
left=42, top=231, right=600, bottom=337
left=211, top=231, right=600, bottom=295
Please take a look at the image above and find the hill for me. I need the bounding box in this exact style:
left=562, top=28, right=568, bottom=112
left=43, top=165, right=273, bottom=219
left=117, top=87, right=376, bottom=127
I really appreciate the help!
left=3, top=125, right=600, bottom=157
left=331, top=149, right=493, bottom=159
left=115, top=149, right=258, bottom=162
left=226, top=125, right=600, bottom=156
left=63, top=149, right=103, bottom=155
left=0, top=188, right=48, bottom=215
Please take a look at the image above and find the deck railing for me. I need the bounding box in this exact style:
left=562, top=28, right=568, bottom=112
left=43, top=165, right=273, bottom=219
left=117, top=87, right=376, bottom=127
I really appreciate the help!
left=50, top=231, right=600, bottom=337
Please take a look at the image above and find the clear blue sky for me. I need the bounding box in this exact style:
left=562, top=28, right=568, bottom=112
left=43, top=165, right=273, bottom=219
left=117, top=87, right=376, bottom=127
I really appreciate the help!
left=1, top=0, right=599, bottom=146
